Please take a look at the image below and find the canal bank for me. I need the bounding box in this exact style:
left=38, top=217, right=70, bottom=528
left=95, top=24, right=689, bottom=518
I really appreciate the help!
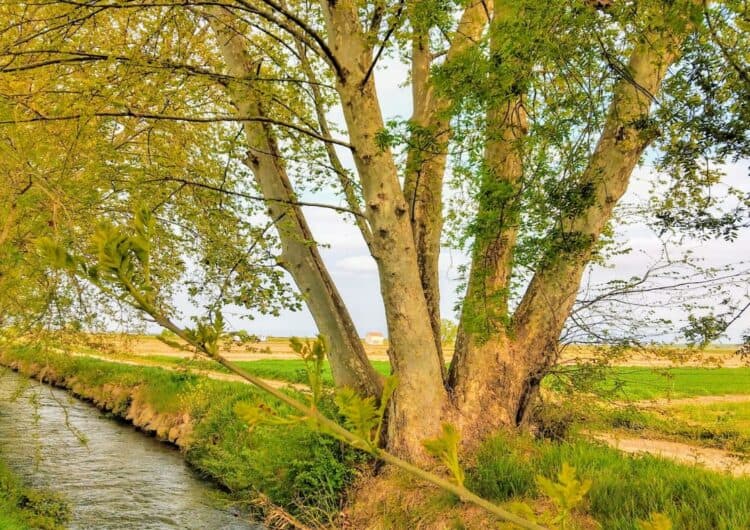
left=0, top=368, right=257, bottom=529
left=0, top=343, right=360, bottom=528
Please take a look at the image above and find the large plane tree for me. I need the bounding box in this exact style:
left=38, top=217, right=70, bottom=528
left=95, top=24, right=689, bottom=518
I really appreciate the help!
left=1, top=0, right=748, bottom=460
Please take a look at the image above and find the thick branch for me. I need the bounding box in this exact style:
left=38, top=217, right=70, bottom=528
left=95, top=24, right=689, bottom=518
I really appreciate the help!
left=403, top=0, right=491, bottom=376
left=512, top=12, right=696, bottom=376
left=295, top=41, right=373, bottom=247
left=212, top=13, right=383, bottom=398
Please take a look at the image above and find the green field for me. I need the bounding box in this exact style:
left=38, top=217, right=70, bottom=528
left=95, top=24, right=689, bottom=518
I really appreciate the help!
left=142, top=355, right=393, bottom=386
left=562, top=366, right=750, bottom=401
left=143, top=355, right=750, bottom=401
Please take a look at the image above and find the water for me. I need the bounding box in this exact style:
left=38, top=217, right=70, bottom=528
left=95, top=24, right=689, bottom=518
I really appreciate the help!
left=0, top=368, right=260, bottom=529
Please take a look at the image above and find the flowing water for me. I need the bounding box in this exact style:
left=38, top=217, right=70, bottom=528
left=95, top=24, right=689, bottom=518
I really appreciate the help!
left=0, top=368, right=260, bottom=529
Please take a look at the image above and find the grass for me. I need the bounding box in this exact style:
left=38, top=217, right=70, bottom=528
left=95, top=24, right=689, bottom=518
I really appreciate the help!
left=147, top=355, right=750, bottom=401
left=673, top=401, right=750, bottom=433
left=592, top=401, right=750, bottom=454
left=0, top=343, right=364, bottom=526
left=553, top=365, right=750, bottom=401
left=5, top=343, right=750, bottom=528
left=471, top=432, right=750, bottom=530
left=0, top=459, right=69, bottom=530
left=233, top=359, right=392, bottom=385
left=139, top=354, right=393, bottom=386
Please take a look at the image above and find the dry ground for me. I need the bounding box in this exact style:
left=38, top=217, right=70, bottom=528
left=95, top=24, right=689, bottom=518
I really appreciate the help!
left=88, top=333, right=745, bottom=367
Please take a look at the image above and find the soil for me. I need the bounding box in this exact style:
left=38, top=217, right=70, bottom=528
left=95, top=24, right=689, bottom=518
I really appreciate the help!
left=92, top=334, right=746, bottom=367
left=591, top=432, right=750, bottom=476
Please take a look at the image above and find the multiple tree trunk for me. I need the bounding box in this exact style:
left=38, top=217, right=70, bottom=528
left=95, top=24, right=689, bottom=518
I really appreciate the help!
left=209, top=1, right=697, bottom=460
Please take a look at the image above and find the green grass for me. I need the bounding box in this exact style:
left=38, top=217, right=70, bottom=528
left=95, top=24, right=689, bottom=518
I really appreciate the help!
left=0, top=459, right=69, bottom=530
left=471, top=432, right=750, bottom=530
left=592, top=400, right=750, bottom=454
left=582, top=366, right=750, bottom=401
left=141, top=355, right=393, bottom=387
left=673, top=401, right=750, bottom=433
left=0, top=344, right=365, bottom=526
left=232, top=359, right=392, bottom=386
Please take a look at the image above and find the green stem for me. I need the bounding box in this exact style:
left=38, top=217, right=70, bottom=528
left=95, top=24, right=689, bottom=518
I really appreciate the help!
left=120, top=275, right=545, bottom=530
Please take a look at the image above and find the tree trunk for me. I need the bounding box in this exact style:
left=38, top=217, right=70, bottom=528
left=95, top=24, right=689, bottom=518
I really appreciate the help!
left=213, top=18, right=382, bottom=398
left=320, top=0, right=448, bottom=459
left=404, top=0, right=490, bottom=379
left=449, top=8, right=694, bottom=443
left=448, top=95, right=527, bottom=438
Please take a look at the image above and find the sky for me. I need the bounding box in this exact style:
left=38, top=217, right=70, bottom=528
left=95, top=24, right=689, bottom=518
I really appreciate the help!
left=178, top=58, right=750, bottom=343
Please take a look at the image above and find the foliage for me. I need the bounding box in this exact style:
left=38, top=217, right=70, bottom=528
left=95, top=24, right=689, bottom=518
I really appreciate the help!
left=290, top=335, right=327, bottom=406
left=498, top=463, right=591, bottom=529
left=334, top=375, right=397, bottom=450
left=535, top=464, right=592, bottom=529
left=471, top=431, right=750, bottom=530
left=422, top=423, right=465, bottom=487
left=2, top=0, right=749, bottom=525
left=0, top=458, right=69, bottom=530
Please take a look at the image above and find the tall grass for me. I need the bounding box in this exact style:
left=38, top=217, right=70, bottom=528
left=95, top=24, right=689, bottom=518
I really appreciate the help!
left=471, top=432, right=750, bottom=529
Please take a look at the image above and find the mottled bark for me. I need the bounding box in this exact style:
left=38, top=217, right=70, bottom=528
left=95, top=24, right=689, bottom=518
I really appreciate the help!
left=450, top=11, right=693, bottom=442
left=404, top=0, right=491, bottom=379
left=449, top=95, right=527, bottom=436
left=213, top=19, right=382, bottom=399
left=320, top=0, right=447, bottom=459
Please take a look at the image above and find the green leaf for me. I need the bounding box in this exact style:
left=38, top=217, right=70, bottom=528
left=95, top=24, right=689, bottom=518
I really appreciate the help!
left=497, top=501, right=538, bottom=529
left=536, top=463, right=591, bottom=526
left=334, top=387, right=380, bottom=448
left=422, top=423, right=465, bottom=487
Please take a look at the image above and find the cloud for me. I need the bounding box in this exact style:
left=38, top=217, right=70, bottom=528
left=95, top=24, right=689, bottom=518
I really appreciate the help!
left=335, top=255, right=378, bottom=274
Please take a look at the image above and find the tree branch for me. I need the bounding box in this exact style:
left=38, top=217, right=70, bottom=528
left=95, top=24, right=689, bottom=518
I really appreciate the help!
left=0, top=110, right=353, bottom=148
left=142, top=176, right=365, bottom=217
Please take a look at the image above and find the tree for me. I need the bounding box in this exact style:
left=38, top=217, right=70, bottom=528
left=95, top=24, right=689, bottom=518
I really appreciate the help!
left=1, top=0, right=748, bottom=461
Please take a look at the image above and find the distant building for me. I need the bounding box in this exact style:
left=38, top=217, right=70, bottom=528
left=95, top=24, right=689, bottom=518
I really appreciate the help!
left=364, top=331, right=385, bottom=346
left=258, top=335, right=268, bottom=342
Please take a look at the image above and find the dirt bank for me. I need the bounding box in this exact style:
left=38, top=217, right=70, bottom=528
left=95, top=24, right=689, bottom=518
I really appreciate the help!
left=0, top=358, right=194, bottom=449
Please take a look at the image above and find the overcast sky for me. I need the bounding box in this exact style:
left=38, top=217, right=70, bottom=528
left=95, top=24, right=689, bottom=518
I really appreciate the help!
left=178, top=59, right=750, bottom=343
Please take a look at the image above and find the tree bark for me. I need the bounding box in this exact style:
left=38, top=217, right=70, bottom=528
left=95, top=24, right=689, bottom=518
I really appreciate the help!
left=404, top=0, right=491, bottom=379
left=319, top=0, right=448, bottom=459
left=213, top=17, right=383, bottom=399
left=448, top=95, right=527, bottom=438
left=450, top=8, right=694, bottom=442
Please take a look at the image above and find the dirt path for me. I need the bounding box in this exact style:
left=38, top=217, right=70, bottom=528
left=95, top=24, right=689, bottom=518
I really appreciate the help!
left=69, top=351, right=309, bottom=392
left=592, top=432, right=750, bottom=476
left=632, top=394, right=750, bottom=408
